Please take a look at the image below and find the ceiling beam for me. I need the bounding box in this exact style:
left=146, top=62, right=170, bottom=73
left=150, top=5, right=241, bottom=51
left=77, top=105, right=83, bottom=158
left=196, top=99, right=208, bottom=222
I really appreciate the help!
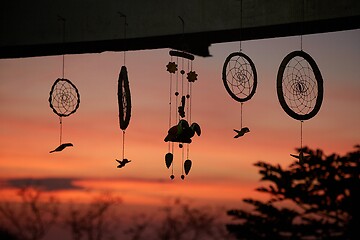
left=1, top=0, right=359, bottom=58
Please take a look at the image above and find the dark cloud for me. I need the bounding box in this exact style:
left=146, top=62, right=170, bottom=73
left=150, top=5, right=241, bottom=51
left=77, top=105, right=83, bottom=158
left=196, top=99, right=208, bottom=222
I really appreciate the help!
left=4, top=177, right=83, bottom=191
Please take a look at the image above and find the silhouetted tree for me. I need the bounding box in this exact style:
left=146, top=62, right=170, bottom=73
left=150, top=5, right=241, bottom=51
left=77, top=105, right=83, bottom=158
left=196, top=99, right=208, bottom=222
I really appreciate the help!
left=125, top=199, right=234, bottom=240
left=0, top=225, right=18, bottom=240
left=0, top=187, right=59, bottom=240
left=227, top=145, right=360, bottom=240
left=63, top=193, right=121, bottom=240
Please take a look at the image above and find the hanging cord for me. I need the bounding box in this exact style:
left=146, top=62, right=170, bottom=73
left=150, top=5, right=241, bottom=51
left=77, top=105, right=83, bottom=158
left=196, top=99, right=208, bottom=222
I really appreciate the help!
left=239, top=0, right=243, bottom=52
left=59, top=116, right=63, bottom=145
left=168, top=56, right=173, bottom=153
left=178, top=16, right=185, bottom=52
left=300, top=0, right=305, bottom=51
left=58, top=15, right=66, bottom=78
left=189, top=61, right=193, bottom=123
left=181, top=57, right=184, bottom=105
left=300, top=120, right=304, bottom=152
left=118, top=12, right=127, bottom=65
left=175, top=56, right=179, bottom=121
left=122, top=130, right=126, bottom=160
left=186, top=60, right=191, bottom=159
left=181, top=144, right=184, bottom=176
left=57, top=16, right=66, bottom=146
left=240, top=103, right=244, bottom=129
left=171, top=142, right=174, bottom=176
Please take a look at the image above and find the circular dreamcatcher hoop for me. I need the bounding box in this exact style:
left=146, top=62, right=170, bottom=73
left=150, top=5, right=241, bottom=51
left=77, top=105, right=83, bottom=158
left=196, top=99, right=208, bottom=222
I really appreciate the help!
left=277, top=51, right=323, bottom=121
left=118, top=66, right=131, bottom=130
left=49, top=78, right=80, bottom=117
left=49, top=78, right=80, bottom=153
left=222, top=52, right=257, bottom=103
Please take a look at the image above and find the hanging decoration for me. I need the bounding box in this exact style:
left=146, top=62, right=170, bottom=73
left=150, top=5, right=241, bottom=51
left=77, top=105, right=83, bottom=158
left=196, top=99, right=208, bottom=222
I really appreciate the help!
left=115, top=12, right=132, bottom=169
left=222, top=0, right=257, bottom=138
left=164, top=17, right=201, bottom=180
left=277, top=0, right=323, bottom=164
left=277, top=51, right=323, bottom=163
left=49, top=16, right=80, bottom=153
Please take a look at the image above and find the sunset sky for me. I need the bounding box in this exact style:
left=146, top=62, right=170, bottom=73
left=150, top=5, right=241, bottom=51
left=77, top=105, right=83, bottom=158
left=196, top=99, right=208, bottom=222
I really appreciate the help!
left=0, top=29, right=359, bottom=213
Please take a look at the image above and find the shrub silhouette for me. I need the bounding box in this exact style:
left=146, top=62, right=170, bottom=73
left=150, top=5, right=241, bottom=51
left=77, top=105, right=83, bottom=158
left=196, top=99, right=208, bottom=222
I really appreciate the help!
left=227, top=145, right=360, bottom=240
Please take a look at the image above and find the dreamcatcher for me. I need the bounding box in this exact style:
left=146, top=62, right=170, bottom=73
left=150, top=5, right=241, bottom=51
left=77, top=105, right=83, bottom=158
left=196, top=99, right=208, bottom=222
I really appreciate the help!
left=277, top=0, right=323, bottom=164
left=115, top=12, right=132, bottom=169
left=222, top=0, right=257, bottom=138
left=49, top=16, right=80, bottom=153
left=164, top=17, right=201, bottom=180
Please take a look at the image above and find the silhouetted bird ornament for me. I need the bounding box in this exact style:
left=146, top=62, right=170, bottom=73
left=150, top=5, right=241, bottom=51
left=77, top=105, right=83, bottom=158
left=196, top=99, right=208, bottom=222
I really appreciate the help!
left=164, top=119, right=201, bottom=145
left=233, top=127, right=250, bottom=138
left=290, top=150, right=310, bottom=164
left=116, top=159, right=131, bottom=168
left=49, top=143, right=73, bottom=153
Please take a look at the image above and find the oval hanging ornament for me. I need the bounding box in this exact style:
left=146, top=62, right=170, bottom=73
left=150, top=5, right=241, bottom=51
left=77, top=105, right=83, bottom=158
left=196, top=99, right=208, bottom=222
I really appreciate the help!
left=49, top=78, right=80, bottom=117
left=222, top=51, right=257, bottom=138
left=49, top=78, right=80, bottom=153
left=118, top=66, right=132, bottom=130
left=277, top=50, right=323, bottom=164
left=115, top=13, right=132, bottom=169
left=277, top=50, right=323, bottom=121
left=222, top=52, right=257, bottom=103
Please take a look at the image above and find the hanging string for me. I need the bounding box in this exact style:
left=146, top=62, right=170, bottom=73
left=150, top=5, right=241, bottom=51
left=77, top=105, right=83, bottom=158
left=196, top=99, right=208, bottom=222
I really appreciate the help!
left=181, top=57, right=185, bottom=110
left=178, top=16, right=185, bottom=52
left=181, top=144, right=184, bottom=176
left=239, top=0, right=243, bottom=52
left=300, top=120, right=304, bottom=151
left=175, top=56, right=179, bottom=121
left=58, top=15, right=66, bottom=79
left=171, top=142, right=174, bottom=176
left=168, top=56, right=173, bottom=153
left=240, top=103, right=244, bottom=129
left=189, top=61, right=193, bottom=123
left=118, top=12, right=127, bottom=65
left=186, top=59, right=191, bottom=159
left=57, top=16, right=66, bottom=146
left=59, top=116, right=63, bottom=144
left=62, top=18, right=65, bottom=79
left=300, top=0, right=305, bottom=51
left=122, top=130, right=126, bottom=160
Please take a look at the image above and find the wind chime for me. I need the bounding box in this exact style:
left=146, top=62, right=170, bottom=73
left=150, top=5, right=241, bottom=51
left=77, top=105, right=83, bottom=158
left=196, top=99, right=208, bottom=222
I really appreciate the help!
left=164, top=17, right=201, bottom=180
left=222, top=0, right=257, bottom=138
left=116, top=12, right=132, bottom=169
left=276, top=0, right=323, bottom=164
left=49, top=16, right=80, bottom=153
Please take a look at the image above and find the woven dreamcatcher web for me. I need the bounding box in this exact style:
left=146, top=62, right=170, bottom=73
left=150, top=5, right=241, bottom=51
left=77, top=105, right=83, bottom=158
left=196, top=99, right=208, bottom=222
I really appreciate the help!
left=49, top=78, right=80, bottom=117
left=49, top=17, right=80, bottom=153
left=277, top=50, right=323, bottom=164
left=222, top=52, right=257, bottom=103
left=277, top=51, right=323, bottom=121
left=222, top=0, right=257, bottom=139
left=49, top=79, right=80, bottom=153
left=277, top=0, right=324, bottom=164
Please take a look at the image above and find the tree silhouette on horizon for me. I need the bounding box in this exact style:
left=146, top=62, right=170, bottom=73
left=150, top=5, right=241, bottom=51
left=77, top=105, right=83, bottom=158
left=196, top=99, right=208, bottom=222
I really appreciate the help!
left=227, top=145, right=360, bottom=240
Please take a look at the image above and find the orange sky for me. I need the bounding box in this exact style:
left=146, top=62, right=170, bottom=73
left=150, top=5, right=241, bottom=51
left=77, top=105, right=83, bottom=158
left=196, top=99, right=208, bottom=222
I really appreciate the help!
left=0, top=30, right=359, bottom=209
